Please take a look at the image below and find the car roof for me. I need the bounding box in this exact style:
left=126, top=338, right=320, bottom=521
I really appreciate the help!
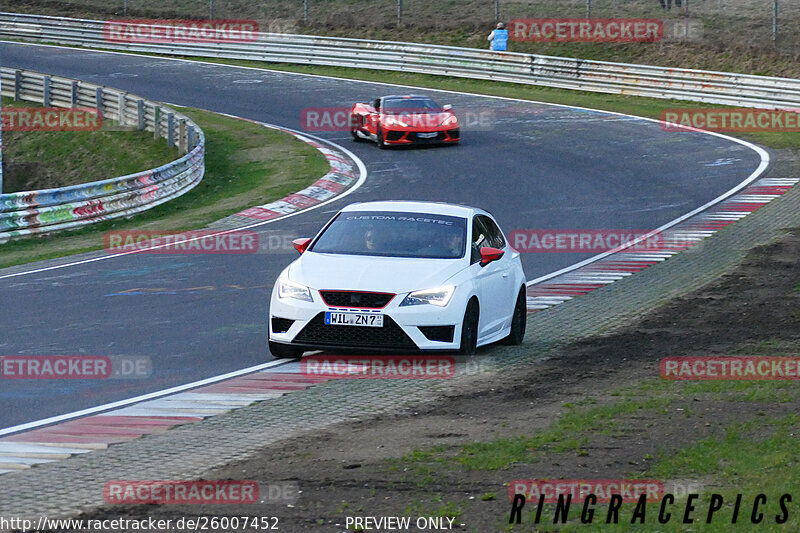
left=340, top=201, right=485, bottom=219
left=382, top=95, right=434, bottom=101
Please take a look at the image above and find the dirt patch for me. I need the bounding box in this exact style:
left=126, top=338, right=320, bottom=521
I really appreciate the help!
left=77, top=228, right=800, bottom=531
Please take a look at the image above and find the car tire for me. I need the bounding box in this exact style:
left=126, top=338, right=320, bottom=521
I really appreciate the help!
left=350, top=115, right=361, bottom=141
left=501, top=288, right=527, bottom=346
left=376, top=126, right=387, bottom=149
left=269, top=340, right=304, bottom=360
left=458, top=299, right=479, bottom=355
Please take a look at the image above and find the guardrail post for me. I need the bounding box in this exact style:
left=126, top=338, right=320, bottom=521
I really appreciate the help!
left=14, top=70, right=22, bottom=101
left=95, top=87, right=104, bottom=113
left=71, top=81, right=79, bottom=107
left=179, top=119, right=187, bottom=155
left=43, top=76, right=51, bottom=107
left=137, top=99, right=145, bottom=130
left=187, top=125, right=195, bottom=150
left=773, top=0, right=779, bottom=41
left=684, top=0, right=690, bottom=39
left=118, top=93, right=126, bottom=126
left=167, top=113, right=175, bottom=148
left=154, top=106, right=161, bottom=139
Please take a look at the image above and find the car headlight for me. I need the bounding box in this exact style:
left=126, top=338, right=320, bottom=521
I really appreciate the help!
left=385, top=116, right=409, bottom=127
left=400, top=285, right=455, bottom=307
left=278, top=278, right=313, bottom=302
left=440, top=115, right=458, bottom=127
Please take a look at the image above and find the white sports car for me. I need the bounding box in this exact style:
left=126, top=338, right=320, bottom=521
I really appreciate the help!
left=268, top=201, right=527, bottom=358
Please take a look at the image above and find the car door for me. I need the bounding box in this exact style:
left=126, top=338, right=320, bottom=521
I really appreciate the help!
left=364, top=98, right=382, bottom=135
left=481, top=215, right=517, bottom=325
left=470, top=215, right=511, bottom=339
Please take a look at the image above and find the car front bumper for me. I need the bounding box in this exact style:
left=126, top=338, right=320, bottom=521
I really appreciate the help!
left=269, top=290, right=464, bottom=352
left=384, top=128, right=460, bottom=145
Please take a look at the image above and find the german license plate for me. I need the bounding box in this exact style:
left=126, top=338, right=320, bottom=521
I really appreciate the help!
left=325, top=312, right=383, bottom=327
left=418, top=132, right=438, bottom=138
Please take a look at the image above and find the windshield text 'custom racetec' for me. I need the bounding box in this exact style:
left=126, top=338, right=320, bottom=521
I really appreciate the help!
left=309, top=211, right=467, bottom=259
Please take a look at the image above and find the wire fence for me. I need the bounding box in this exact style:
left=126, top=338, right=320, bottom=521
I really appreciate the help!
left=19, top=0, right=794, bottom=45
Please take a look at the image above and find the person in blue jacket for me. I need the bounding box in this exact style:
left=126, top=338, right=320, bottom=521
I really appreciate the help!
left=488, top=22, right=508, bottom=51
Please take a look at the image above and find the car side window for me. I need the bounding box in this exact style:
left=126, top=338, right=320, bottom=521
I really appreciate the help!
left=480, top=215, right=506, bottom=249
left=471, top=216, right=489, bottom=264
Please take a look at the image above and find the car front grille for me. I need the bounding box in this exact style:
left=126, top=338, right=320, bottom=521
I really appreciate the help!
left=319, top=290, right=395, bottom=309
left=386, top=131, right=405, bottom=141
left=293, top=312, right=417, bottom=349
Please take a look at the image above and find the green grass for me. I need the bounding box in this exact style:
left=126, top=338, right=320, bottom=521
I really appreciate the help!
left=2, top=97, right=177, bottom=192
left=394, top=380, right=676, bottom=475
left=396, top=377, right=800, bottom=473
left=0, top=106, right=329, bottom=268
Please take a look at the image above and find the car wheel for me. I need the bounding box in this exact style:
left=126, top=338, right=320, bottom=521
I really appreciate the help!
left=458, top=299, right=479, bottom=355
left=350, top=115, right=361, bottom=141
left=269, top=340, right=304, bottom=360
left=501, top=288, right=527, bottom=346
left=376, top=126, right=387, bottom=149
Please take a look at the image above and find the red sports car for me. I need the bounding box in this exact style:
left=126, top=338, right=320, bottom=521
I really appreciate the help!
left=350, top=95, right=460, bottom=148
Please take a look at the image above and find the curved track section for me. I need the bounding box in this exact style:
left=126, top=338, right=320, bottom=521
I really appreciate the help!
left=0, top=43, right=768, bottom=431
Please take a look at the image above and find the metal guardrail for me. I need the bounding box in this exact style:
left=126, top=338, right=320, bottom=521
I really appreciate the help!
left=0, top=66, right=204, bottom=242
left=2, top=12, right=800, bottom=109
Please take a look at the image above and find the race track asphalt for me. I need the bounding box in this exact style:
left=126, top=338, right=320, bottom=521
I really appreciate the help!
left=0, top=42, right=766, bottom=429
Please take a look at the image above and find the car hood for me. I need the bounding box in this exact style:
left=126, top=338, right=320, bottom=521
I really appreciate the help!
left=288, top=252, right=467, bottom=295
left=381, top=112, right=455, bottom=127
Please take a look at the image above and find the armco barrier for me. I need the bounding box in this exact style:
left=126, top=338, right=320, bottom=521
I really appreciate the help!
left=0, top=66, right=204, bottom=241
left=1, top=13, right=800, bottom=109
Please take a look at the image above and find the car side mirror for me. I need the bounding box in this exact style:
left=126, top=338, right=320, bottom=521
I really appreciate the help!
left=442, top=104, right=453, bottom=111
left=479, top=246, right=504, bottom=266
left=293, top=238, right=312, bottom=254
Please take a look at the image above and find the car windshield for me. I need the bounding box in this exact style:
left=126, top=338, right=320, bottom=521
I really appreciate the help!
left=382, top=97, right=441, bottom=114
left=310, top=210, right=467, bottom=259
